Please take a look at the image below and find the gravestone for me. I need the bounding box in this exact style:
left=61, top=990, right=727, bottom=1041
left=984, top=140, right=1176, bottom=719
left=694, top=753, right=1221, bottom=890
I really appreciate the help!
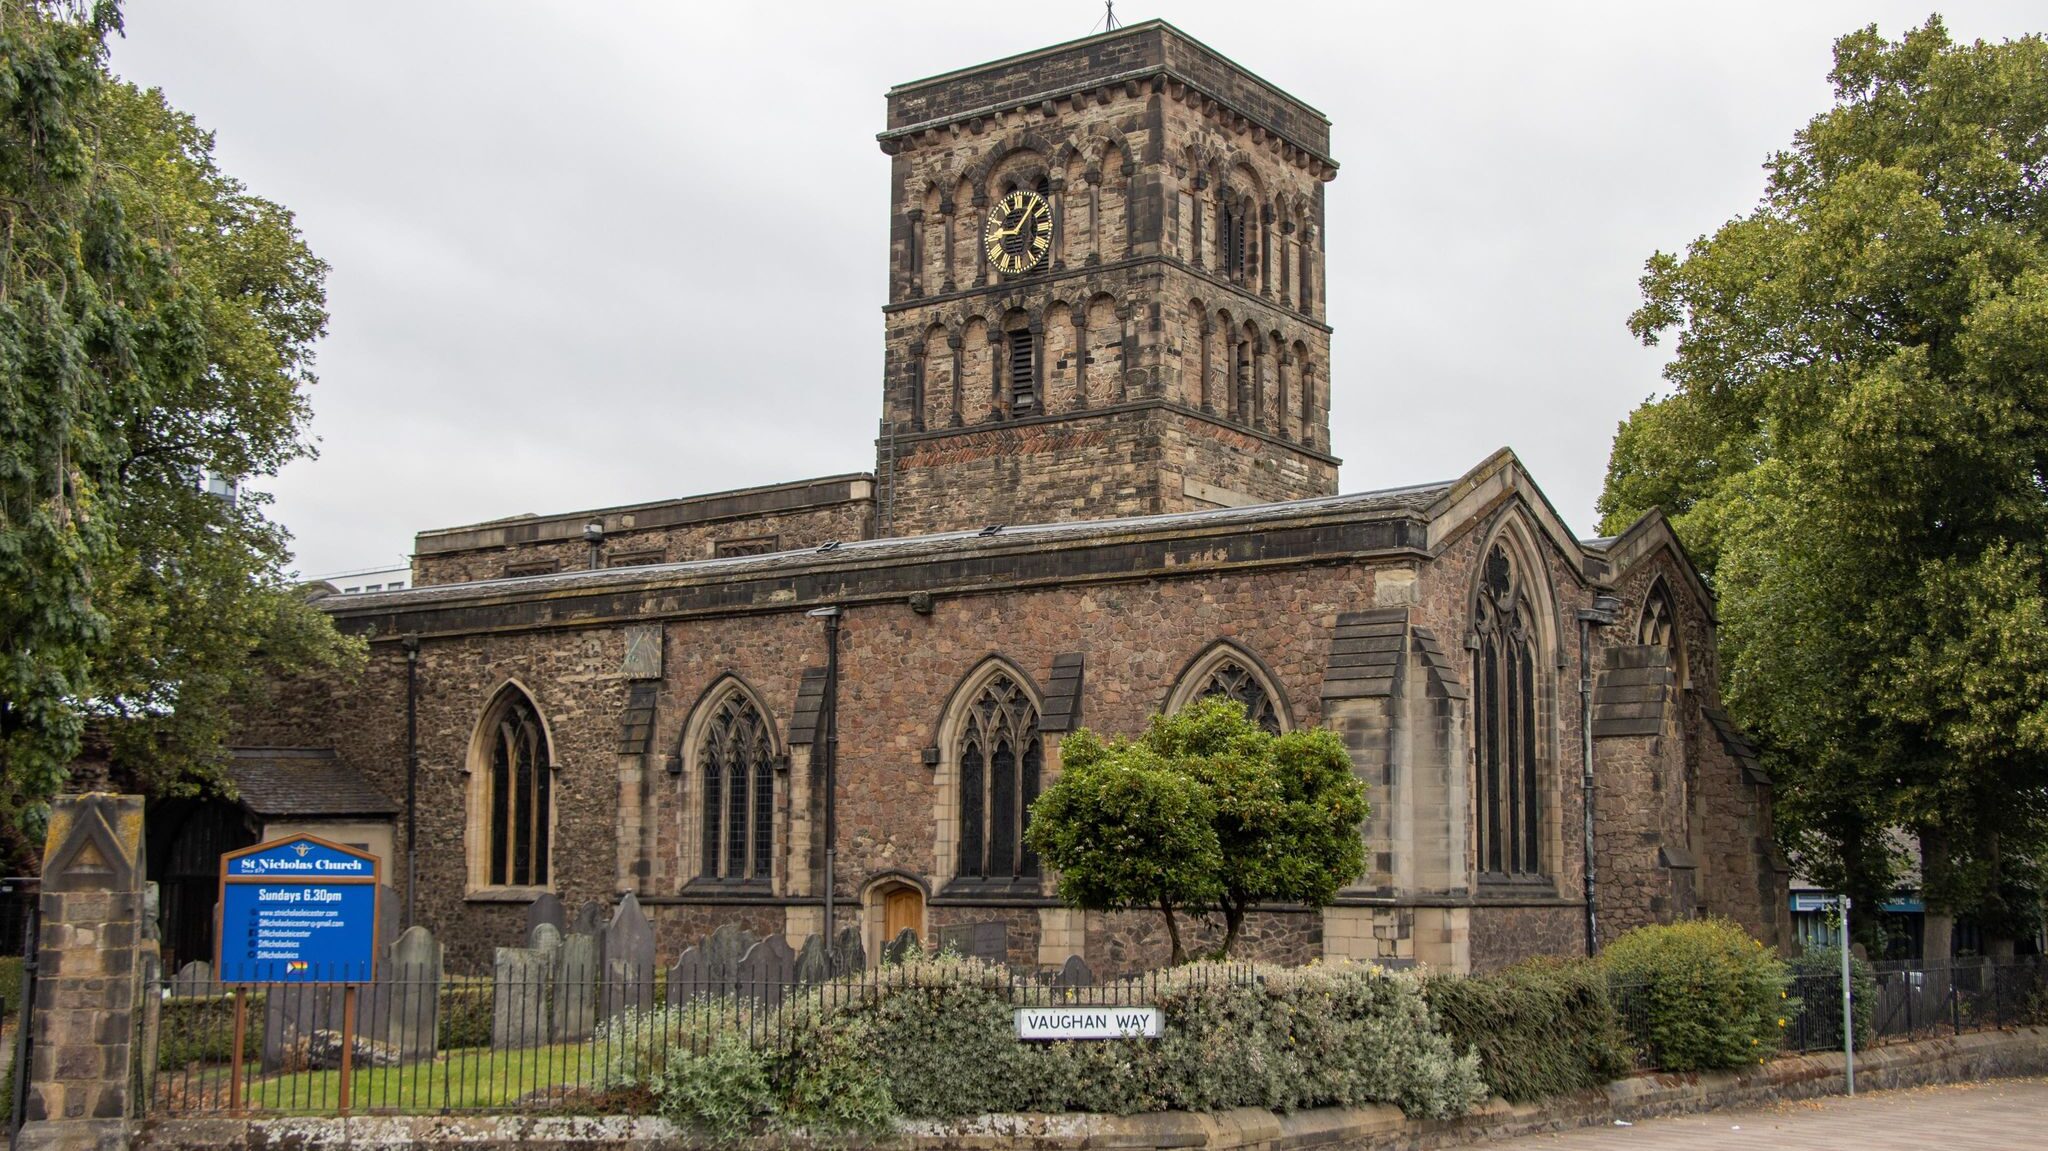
left=600, top=893, right=656, bottom=1020
left=386, top=925, right=442, bottom=1060
left=491, top=945, right=555, bottom=1048
left=168, top=960, right=218, bottom=998
left=881, top=927, right=922, bottom=965
left=572, top=898, right=607, bottom=938
left=666, top=946, right=706, bottom=1006
left=793, top=935, right=831, bottom=987
left=525, top=892, right=567, bottom=936
left=701, top=924, right=753, bottom=996
left=527, top=921, right=563, bottom=957
left=262, top=983, right=346, bottom=1072
left=1054, top=955, right=1094, bottom=989
left=830, top=925, right=866, bottom=976
left=737, top=935, right=796, bottom=1007
left=553, top=931, right=601, bottom=1040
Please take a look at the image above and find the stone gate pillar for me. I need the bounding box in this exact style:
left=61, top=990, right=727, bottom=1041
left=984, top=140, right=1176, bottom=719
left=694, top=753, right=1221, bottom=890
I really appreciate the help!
left=18, top=793, right=157, bottom=1151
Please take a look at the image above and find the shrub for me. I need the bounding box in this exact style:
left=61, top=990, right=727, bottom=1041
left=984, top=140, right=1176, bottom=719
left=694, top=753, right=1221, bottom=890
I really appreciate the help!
left=1424, top=958, right=1631, bottom=1101
left=647, top=1028, right=774, bottom=1142
left=780, top=954, right=1486, bottom=1121
left=0, top=955, right=22, bottom=1020
left=438, top=977, right=493, bottom=1050
left=1785, top=946, right=1875, bottom=1050
left=1601, top=919, right=1789, bottom=1071
left=155, top=991, right=263, bottom=1070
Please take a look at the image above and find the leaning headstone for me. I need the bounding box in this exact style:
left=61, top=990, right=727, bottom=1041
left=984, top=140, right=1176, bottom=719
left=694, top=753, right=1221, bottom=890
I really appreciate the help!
left=491, top=945, right=554, bottom=1048
left=793, top=935, right=831, bottom=987
left=525, top=892, right=568, bottom=937
left=386, top=925, right=442, bottom=1060
left=881, top=927, right=922, bottom=965
left=1054, top=955, right=1095, bottom=989
left=829, top=925, right=866, bottom=976
left=572, top=898, right=607, bottom=938
left=737, top=935, right=796, bottom=1007
left=553, top=931, right=601, bottom=1040
left=702, top=924, right=753, bottom=996
left=666, top=946, right=706, bottom=1006
left=169, top=960, right=218, bottom=998
left=600, top=893, right=656, bottom=1020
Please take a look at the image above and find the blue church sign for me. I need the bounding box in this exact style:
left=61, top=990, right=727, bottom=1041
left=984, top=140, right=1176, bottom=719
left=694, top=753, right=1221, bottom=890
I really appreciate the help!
left=216, top=835, right=380, bottom=984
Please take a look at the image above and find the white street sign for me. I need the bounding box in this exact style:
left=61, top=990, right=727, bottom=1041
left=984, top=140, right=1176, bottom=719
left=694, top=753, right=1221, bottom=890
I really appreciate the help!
left=1014, top=1006, right=1162, bottom=1040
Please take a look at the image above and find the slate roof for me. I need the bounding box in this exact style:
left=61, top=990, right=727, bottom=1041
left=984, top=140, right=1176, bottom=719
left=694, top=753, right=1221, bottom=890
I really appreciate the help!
left=226, top=748, right=398, bottom=819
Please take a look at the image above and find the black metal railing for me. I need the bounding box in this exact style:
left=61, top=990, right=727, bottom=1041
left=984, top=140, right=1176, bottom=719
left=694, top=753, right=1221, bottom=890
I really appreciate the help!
left=148, top=961, right=1251, bottom=1116
left=1609, top=957, right=2048, bottom=1071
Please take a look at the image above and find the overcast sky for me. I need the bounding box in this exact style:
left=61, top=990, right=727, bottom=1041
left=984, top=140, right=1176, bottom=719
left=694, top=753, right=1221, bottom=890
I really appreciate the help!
left=106, top=2, right=2040, bottom=579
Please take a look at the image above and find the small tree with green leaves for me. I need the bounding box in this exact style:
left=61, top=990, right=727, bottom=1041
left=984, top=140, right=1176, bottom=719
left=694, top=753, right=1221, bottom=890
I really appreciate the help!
left=1027, top=698, right=1370, bottom=962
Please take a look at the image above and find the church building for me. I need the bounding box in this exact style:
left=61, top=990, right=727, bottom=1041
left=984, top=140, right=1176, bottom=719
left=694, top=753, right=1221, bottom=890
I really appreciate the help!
left=220, top=20, right=1789, bottom=973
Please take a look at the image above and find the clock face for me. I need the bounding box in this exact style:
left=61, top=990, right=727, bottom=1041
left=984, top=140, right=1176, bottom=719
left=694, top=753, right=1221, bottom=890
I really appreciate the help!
left=984, top=190, right=1053, bottom=275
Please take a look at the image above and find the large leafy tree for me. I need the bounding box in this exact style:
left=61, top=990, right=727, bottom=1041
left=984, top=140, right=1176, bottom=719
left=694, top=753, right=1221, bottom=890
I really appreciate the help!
left=1599, top=18, right=2048, bottom=953
left=0, top=1, right=360, bottom=869
left=1027, top=698, right=1369, bottom=962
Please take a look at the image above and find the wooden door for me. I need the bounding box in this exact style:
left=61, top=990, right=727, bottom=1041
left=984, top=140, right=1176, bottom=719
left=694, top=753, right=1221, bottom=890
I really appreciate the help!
left=883, top=887, right=924, bottom=942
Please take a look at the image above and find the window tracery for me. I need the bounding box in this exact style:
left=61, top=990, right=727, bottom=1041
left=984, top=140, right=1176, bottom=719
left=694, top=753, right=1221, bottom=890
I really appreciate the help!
left=698, top=689, right=776, bottom=882
left=955, top=672, right=1041, bottom=881
left=1473, top=543, right=1543, bottom=878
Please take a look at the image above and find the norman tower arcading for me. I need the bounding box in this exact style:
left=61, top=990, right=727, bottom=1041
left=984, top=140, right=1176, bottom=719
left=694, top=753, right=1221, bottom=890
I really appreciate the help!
left=873, top=20, right=1341, bottom=536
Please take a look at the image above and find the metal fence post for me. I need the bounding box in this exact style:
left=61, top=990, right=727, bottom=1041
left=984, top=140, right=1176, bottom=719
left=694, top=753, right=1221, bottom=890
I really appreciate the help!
left=1840, top=895, right=1854, bottom=1096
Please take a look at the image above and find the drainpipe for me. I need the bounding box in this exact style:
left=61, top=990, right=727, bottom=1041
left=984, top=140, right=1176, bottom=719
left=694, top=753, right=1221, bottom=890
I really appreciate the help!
left=1577, top=594, right=1620, bottom=956
left=808, top=605, right=843, bottom=936
left=402, top=634, right=421, bottom=929
left=583, top=520, right=604, bottom=570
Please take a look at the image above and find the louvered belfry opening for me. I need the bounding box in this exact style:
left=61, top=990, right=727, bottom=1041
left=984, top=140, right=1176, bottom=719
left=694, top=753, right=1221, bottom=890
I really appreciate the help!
left=1007, top=328, right=1035, bottom=413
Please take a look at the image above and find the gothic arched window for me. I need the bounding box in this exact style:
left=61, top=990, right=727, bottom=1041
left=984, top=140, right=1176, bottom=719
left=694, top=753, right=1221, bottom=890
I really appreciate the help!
left=698, top=689, right=776, bottom=883
left=477, top=687, right=552, bottom=888
left=1473, top=543, right=1543, bottom=878
left=956, top=672, right=1042, bottom=881
left=1640, top=581, right=1676, bottom=650
left=1198, top=659, right=1281, bottom=734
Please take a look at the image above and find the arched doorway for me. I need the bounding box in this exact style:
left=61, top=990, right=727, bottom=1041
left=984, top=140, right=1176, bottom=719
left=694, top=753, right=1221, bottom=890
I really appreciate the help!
left=863, top=875, right=926, bottom=960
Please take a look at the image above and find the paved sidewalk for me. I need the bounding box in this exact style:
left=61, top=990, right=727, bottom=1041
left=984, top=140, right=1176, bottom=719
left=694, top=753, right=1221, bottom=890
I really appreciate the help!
left=1480, top=1077, right=2048, bottom=1149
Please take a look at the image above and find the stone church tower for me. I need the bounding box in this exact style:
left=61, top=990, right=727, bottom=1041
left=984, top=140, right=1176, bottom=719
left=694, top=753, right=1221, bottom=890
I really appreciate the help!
left=874, top=21, right=1341, bottom=535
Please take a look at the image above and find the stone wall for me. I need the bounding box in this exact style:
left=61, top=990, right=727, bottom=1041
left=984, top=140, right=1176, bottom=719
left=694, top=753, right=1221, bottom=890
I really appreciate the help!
left=410, top=476, right=875, bottom=586
left=19, top=794, right=158, bottom=1151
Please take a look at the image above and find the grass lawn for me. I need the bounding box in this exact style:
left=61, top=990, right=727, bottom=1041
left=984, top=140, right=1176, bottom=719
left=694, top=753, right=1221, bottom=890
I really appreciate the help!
left=155, top=1041, right=614, bottom=1114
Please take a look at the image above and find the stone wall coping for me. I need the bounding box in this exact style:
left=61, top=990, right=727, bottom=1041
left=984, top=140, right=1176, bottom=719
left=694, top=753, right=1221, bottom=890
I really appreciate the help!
left=133, top=1027, right=2048, bottom=1151
left=413, top=474, right=876, bottom=556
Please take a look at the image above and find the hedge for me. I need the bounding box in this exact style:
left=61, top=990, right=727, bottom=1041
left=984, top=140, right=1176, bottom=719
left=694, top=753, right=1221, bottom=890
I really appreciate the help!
left=1423, top=957, right=1631, bottom=1101
left=1602, top=919, right=1790, bottom=1071
left=602, top=956, right=1487, bottom=1135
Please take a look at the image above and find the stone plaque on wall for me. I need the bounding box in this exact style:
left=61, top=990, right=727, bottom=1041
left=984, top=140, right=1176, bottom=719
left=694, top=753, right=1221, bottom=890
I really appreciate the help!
left=622, top=625, right=663, bottom=680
